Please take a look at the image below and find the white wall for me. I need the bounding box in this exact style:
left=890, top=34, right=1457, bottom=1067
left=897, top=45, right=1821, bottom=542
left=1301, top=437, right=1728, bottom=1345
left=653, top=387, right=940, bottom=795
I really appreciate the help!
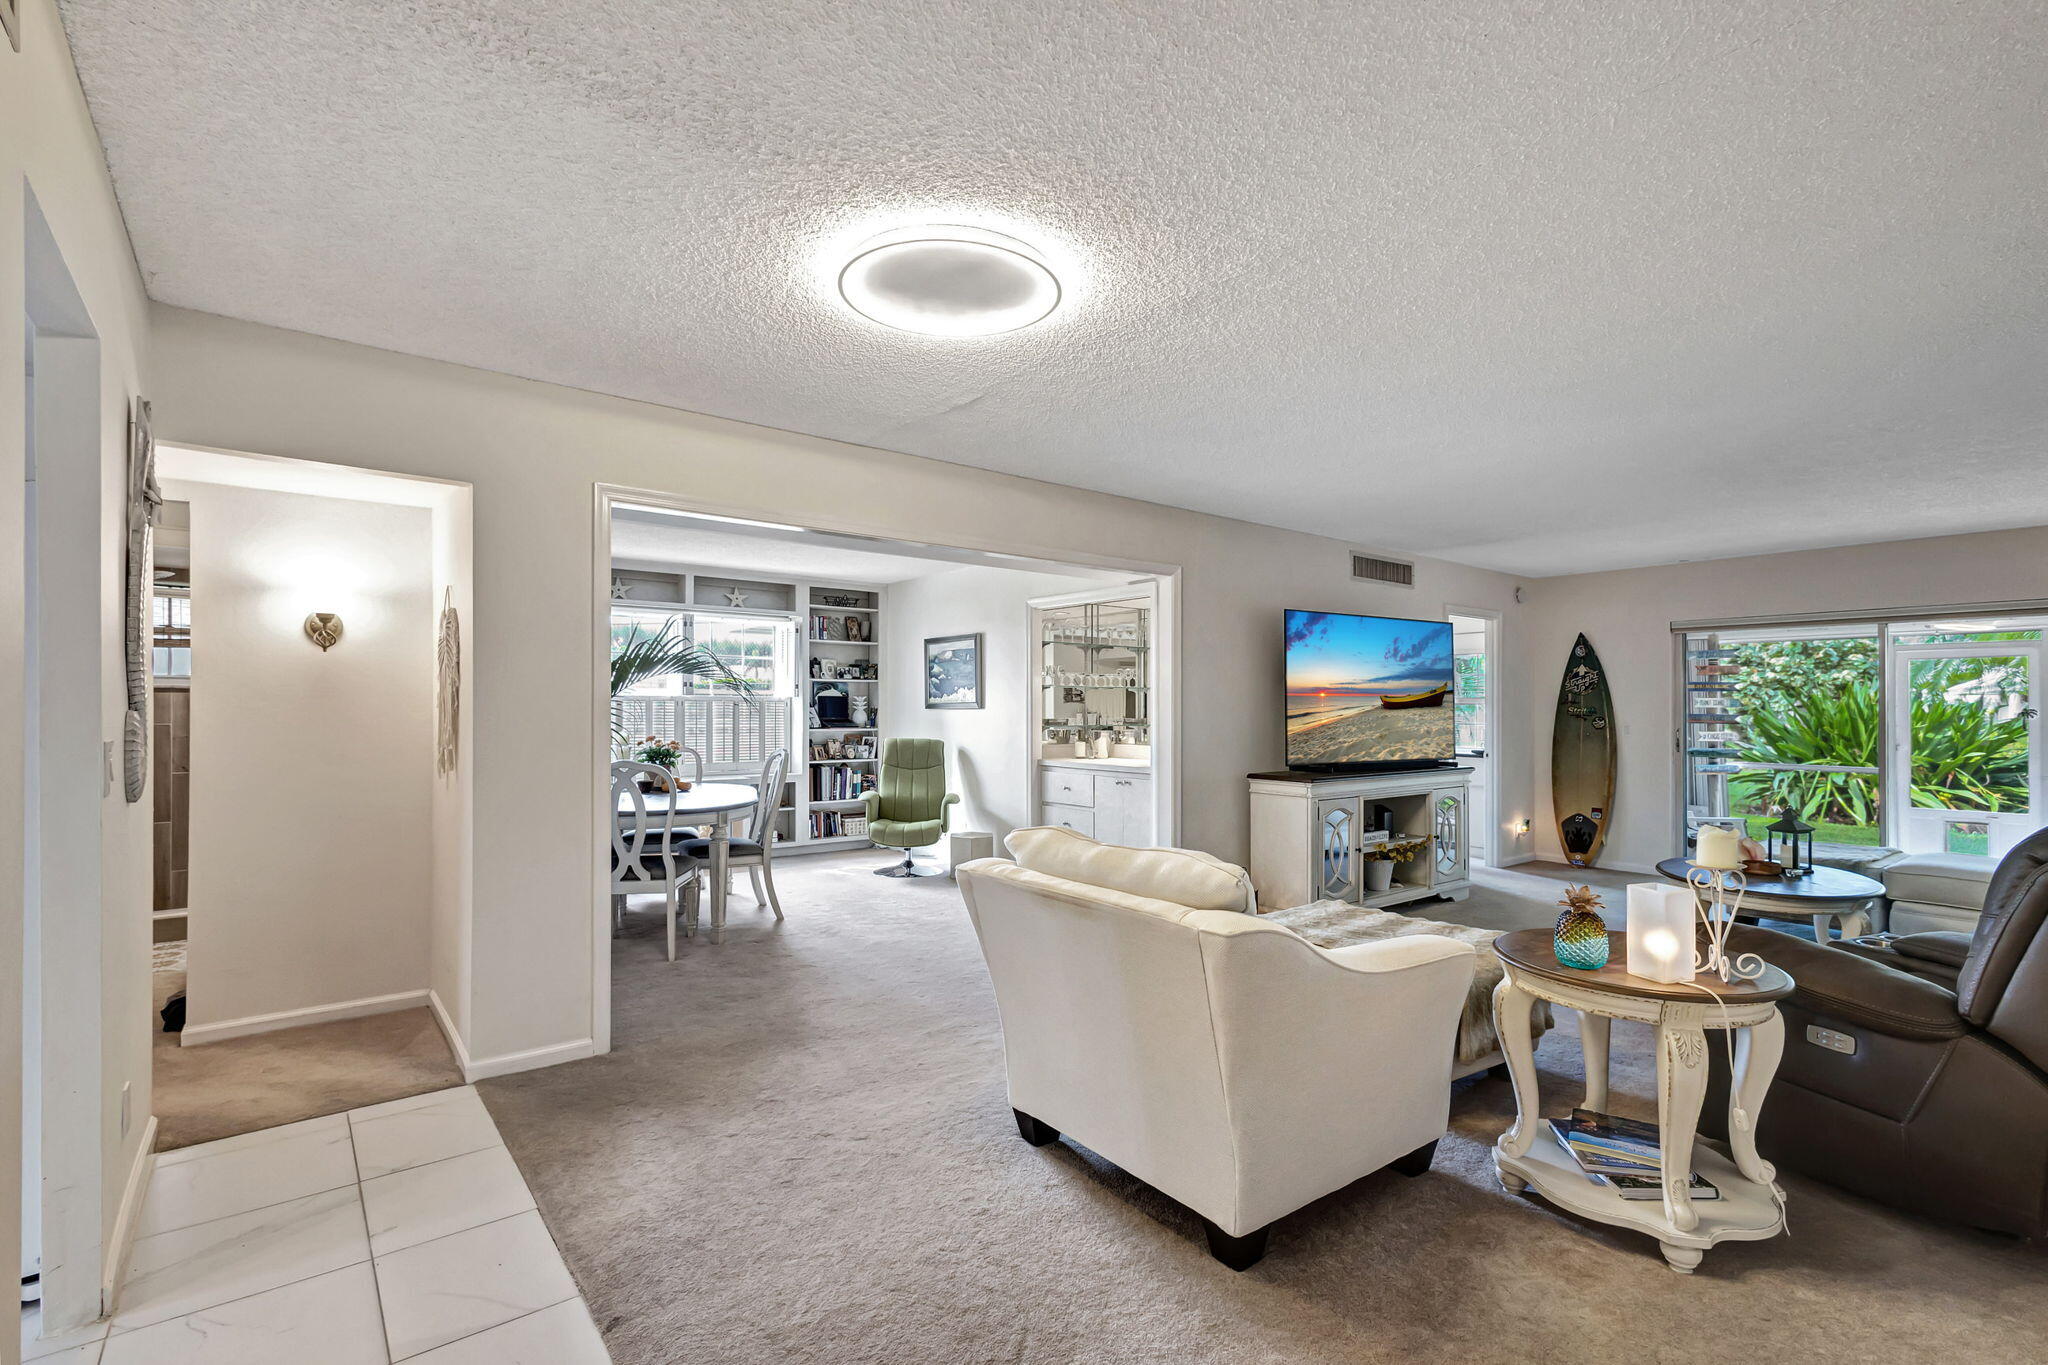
left=171, top=479, right=435, bottom=1035
left=149, top=304, right=1533, bottom=1073
left=882, top=565, right=1117, bottom=843
left=1524, top=524, right=2048, bottom=872
left=429, top=489, right=475, bottom=1048
left=5, top=0, right=157, bottom=1337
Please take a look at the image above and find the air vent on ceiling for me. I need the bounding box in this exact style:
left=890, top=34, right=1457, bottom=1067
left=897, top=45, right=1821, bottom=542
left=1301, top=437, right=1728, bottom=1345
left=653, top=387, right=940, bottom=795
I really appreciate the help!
left=1351, top=553, right=1414, bottom=587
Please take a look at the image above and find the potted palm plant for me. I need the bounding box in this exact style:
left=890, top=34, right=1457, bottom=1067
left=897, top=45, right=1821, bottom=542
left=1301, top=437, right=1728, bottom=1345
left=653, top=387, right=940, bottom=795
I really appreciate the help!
left=610, top=620, right=757, bottom=786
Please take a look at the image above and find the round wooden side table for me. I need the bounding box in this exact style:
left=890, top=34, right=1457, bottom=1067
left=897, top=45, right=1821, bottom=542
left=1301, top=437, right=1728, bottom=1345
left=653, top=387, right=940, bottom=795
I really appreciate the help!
left=1490, top=928, right=1794, bottom=1273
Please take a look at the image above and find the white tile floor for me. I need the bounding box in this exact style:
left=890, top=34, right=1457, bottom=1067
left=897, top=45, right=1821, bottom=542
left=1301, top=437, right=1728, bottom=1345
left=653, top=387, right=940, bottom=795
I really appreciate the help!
left=19, top=1086, right=610, bottom=1365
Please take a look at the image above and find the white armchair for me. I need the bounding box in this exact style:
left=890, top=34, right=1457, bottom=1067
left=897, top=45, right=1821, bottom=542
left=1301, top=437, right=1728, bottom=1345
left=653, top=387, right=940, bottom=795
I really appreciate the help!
left=957, top=827, right=1477, bottom=1270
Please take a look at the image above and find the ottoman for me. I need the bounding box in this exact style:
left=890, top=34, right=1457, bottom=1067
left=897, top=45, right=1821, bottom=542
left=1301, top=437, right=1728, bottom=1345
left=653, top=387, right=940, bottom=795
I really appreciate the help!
left=1883, top=853, right=1995, bottom=934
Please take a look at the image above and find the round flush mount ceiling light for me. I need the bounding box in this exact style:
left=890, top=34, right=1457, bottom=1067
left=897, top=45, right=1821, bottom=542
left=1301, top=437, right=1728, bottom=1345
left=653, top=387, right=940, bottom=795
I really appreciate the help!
left=837, top=225, right=1061, bottom=336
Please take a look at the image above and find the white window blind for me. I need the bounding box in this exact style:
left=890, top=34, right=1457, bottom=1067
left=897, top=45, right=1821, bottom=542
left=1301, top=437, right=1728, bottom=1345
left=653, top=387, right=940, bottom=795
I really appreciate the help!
left=613, top=694, right=793, bottom=777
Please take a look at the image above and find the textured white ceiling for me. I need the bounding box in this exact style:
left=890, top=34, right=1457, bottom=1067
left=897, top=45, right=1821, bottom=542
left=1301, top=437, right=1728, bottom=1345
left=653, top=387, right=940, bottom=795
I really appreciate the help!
left=59, top=1, right=2048, bottom=576
left=609, top=508, right=1124, bottom=585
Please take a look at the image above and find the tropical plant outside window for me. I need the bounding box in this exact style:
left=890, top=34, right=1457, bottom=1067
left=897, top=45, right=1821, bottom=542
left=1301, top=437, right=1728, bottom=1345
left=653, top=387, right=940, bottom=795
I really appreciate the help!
left=611, top=606, right=792, bottom=776
left=1683, top=621, right=2043, bottom=859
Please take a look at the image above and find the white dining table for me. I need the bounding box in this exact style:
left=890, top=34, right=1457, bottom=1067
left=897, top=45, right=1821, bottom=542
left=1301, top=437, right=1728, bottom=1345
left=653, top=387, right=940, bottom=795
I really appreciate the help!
left=617, top=782, right=756, bottom=943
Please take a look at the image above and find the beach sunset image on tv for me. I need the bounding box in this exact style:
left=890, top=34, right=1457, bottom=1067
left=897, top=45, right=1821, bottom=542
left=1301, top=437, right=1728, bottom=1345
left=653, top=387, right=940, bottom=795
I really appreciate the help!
left=1284, top=611, right=1455, bottom=766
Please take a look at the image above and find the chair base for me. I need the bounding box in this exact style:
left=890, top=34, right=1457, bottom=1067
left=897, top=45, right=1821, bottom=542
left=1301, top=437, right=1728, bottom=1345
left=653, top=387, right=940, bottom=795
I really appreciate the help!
left=1013, top=1109, right=1060, bottom=1147
left=874, top=849, right=937, bottom=877
left=1200, top=1219, right=1271, bottom=1272
left=1390, top=1139, right=1439, bottom=1177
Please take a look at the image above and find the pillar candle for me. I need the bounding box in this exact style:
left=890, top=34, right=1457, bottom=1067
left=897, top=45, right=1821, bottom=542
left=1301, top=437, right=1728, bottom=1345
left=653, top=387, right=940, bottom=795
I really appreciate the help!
left=1695, top=824, right=1743, bottom=870
left=1627, top=883, right=1696, bottom=983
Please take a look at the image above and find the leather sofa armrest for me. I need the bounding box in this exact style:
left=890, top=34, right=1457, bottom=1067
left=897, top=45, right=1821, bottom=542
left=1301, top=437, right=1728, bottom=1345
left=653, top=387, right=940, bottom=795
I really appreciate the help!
left=1893, top=931, right=1972, bottom=968
left=1726, top=927, right=1968, bottom=1040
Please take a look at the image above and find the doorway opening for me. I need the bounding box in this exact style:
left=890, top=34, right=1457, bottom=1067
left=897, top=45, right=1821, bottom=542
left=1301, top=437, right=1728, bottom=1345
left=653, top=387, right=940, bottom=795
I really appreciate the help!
left=144, top=445, right=474, bottom=1150
left=1448, top=609, right=1501, bottom=868
left=20, top=190, right=108, bottom=1343
left=592, top=490, right=1180, bottom=1052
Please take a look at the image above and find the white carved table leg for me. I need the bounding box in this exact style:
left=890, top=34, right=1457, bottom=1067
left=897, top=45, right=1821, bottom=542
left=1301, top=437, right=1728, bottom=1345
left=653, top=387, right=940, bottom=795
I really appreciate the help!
left=1728, top=1009, right=1785, bottom=1186
left=1493, top=975, right=1541, bottom=1190
left=710, top=810, right=730, bottom=944
left=1577, top=1009, right=1611, bottom=1114
left=1655, top=1005, right=1709, bottom=1241
left=1834, top=903, right=1872, bottom=940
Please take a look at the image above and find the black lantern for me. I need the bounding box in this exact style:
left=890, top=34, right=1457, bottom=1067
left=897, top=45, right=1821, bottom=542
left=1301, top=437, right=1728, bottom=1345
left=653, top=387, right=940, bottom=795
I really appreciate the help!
left=1765, top=807, right=1815, bottom=879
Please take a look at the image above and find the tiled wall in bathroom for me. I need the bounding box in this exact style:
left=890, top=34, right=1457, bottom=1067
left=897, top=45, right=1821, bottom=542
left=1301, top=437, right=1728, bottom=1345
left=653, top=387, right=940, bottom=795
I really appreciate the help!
left=153, top=685, right=191, bottom=916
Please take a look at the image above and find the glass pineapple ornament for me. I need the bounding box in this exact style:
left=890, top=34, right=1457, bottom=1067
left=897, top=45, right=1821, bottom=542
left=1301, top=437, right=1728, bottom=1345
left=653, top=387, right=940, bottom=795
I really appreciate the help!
left=1553, top=884, right=1610, bottom=969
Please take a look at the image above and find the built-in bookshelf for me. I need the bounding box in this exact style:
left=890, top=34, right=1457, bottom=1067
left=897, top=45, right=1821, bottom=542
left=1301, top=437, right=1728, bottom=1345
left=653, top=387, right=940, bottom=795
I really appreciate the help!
left=610, top=561, right=885, bottom=855
left=804, top=585, right=884, bottom=849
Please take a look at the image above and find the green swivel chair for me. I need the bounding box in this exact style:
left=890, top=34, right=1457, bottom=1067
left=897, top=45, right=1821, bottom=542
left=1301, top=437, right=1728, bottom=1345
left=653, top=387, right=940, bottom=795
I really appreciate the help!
left=862, top=738, right=960, bottom=877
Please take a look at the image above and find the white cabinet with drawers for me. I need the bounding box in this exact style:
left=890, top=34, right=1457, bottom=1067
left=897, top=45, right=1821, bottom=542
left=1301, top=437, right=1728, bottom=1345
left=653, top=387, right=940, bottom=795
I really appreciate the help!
left=1037, top=760, right=1152, bottom=847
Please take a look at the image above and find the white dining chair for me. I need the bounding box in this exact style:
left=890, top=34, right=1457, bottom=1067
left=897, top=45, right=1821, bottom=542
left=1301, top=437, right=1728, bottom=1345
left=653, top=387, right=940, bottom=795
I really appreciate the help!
left=611, top=760, right=703, bottom=961
left=675, top=749, right=787, bottom=921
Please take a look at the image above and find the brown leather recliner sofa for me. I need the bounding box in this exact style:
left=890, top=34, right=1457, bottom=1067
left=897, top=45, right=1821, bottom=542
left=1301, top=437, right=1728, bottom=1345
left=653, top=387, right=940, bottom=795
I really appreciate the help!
left=1704, top=827, right=2048, bottom=1241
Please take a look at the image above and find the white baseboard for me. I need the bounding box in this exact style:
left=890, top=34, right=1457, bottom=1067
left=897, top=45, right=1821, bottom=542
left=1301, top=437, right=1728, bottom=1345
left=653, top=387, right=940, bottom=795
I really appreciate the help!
left=180, top=989, right=430, bottom=1047
left=425, top=989, right=473, bottom=1078
left=102, top=1115, right=157, bottom=1316
left=1492, top=854, right=1536, bottom=868
left=462, top=1037, right=598, bottom=1082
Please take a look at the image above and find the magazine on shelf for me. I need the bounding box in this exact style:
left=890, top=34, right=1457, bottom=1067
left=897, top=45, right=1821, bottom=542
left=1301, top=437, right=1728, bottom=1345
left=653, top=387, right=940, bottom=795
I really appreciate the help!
left=1590, top=1170, right=1720, bottom=1202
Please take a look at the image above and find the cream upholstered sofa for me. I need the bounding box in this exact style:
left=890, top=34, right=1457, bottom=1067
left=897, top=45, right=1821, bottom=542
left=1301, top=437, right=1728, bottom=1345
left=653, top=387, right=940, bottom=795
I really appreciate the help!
left=956, top=827, right=1477, bottom=1270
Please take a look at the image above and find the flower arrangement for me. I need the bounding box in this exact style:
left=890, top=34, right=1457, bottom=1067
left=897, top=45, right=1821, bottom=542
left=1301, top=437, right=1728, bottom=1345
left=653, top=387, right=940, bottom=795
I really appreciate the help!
left=1361, top=837, right=1429, bottom=863
left=630, top=736, right=691, bottom=791
left=634, top=735, right=684, bottom=768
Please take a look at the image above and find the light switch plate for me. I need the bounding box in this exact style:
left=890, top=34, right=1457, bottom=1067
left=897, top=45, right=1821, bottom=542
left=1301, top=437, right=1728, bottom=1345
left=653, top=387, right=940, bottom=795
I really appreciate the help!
left=1806, top=1024, right=1857, bottom=1055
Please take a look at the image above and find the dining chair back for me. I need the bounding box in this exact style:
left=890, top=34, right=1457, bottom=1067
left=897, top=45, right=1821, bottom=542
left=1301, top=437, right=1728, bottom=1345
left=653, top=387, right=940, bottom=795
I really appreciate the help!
left=746, top=749, right=788, bottom=839
left=611, top=760, right=702, bottom=961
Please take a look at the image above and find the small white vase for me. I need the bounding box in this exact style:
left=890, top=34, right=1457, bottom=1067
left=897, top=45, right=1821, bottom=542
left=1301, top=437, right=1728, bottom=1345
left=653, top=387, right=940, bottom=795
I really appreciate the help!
left=1364, top=861, right=1395, bottom=894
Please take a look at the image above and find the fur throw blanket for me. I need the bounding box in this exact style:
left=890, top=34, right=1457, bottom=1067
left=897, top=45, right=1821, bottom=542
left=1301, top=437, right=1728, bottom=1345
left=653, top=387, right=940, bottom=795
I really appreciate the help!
left=1260, top=900, right=1555, bottom=1066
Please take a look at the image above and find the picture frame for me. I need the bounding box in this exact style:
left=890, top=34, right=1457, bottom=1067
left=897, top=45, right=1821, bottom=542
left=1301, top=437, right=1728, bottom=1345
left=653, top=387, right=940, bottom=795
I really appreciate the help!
left=924, top=633, right=984, bottom=709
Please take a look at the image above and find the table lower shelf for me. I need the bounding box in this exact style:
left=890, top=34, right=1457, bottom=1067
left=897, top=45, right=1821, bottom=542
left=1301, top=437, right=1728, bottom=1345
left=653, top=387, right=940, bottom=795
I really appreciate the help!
left=1496, top=1127, right=1785, bottom=1263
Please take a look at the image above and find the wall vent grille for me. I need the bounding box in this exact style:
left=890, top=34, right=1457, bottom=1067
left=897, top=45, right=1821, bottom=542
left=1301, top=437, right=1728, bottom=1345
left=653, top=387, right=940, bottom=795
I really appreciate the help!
left=1351, top=553, right=1415, bottom=587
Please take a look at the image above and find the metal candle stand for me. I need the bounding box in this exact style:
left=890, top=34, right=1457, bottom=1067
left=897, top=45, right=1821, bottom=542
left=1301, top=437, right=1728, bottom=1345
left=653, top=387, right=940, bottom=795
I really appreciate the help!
left=1684, top=865, right=1768, bottom=984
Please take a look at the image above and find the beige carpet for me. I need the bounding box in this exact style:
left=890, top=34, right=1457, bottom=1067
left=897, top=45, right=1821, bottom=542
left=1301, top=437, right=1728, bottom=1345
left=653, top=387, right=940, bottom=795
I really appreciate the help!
left=152, top=948, right=463, bottom=1151
left=480, top=853, right=2048, bottom=1364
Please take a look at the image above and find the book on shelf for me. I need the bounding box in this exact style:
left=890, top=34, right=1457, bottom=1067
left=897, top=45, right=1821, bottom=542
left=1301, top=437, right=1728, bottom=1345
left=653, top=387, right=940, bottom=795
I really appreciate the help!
left=1589, top=1170, right=1720, bottom=1202
left=1546, top=1119, right=1658, bottom=1175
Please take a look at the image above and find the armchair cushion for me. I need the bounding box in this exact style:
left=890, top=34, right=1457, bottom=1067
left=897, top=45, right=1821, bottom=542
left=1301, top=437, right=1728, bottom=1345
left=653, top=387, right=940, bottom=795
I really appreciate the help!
left=1005, top=825, right=1256, bottom=913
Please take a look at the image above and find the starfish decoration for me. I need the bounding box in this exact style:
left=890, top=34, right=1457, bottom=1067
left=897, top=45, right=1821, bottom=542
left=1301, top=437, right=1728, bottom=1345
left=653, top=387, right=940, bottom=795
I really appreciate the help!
left=725, top=585, right=750, bottom=608
left=609, top=578, right=631, bottom=600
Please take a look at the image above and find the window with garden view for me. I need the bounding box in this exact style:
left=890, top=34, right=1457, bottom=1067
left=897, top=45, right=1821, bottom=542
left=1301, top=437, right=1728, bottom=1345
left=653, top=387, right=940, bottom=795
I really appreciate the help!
left=612, top=606, right=796, bottom=777
left=1681, top=619, right=2044, bottom=861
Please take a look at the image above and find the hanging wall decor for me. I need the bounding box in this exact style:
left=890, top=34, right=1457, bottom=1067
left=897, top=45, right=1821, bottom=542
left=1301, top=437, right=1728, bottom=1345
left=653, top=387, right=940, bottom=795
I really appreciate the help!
left=123, top=399, right=162, bottom=803
left=1550, top=633, right=1615, bottom=867
left=436, top=588, right=461, bottom=777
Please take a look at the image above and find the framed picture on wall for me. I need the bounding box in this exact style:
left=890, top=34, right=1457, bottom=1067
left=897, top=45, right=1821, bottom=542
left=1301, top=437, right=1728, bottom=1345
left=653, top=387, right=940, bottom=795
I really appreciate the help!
left=924, top=633, right=983, bottom=709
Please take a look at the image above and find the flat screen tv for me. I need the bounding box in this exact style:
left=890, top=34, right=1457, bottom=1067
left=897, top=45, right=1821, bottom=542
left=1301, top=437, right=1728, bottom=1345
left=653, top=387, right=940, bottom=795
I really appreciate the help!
left=1284, top=610, right=1456, bottom=772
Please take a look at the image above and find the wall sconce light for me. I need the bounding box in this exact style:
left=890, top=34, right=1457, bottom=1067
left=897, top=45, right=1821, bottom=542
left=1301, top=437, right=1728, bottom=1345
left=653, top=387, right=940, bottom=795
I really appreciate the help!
left=1514, top=818, right=1532, bottom=837
left=304, top=612, right=344, bottom=651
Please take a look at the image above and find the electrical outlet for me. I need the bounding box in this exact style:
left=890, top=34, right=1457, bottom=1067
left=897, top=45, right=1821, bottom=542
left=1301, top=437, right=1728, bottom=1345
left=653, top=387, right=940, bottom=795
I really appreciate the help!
left=1805, top=1025, right=1857, bottom=1056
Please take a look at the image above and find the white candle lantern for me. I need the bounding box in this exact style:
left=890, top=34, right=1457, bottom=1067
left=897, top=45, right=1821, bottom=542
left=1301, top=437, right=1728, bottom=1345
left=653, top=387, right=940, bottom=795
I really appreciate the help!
left=1626, top=883, right=1696, bottom=984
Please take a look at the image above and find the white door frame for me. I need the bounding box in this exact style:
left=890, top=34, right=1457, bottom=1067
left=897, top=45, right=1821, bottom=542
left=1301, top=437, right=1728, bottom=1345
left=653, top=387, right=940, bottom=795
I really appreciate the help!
left=1445, top=605, right=1503, bottom=869
left=590, top=484, right=1181, bottom=1057
left=1884, top=638, right=2044, bottom=858
left=1024, top=580, right=1177, bottom=848
left=21, top=193, right=109, bottom=1334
